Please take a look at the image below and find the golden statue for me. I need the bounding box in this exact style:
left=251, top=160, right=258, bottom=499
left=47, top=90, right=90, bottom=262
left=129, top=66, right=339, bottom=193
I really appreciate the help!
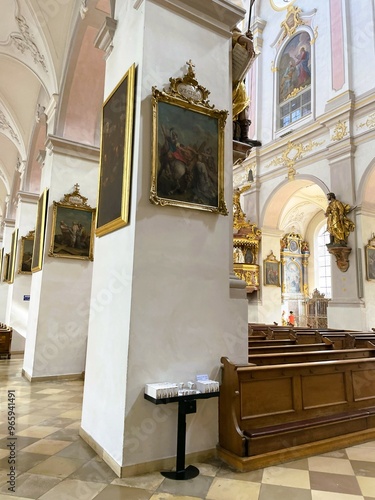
left=325, top=192, right=355, bottom=246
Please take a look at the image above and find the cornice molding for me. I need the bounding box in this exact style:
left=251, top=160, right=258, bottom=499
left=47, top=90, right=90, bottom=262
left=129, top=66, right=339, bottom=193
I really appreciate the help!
left=45, top=135, right=100, bottom=162
left=133, top=0, right=245, bottom=35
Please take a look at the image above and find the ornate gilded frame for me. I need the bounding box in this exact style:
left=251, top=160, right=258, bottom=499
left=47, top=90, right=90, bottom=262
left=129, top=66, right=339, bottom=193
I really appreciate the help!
left=365, top=235, right=375, bottom=281
left=264, top=251, right=281, bottom=287
left=0, top=248, right=3, bottom=279
left=49, top=185, right=95, bottom=261
left=3, top=253, right=10, bottom=282
left=31, top=188, right=49, bottom=273
left=150, top=61, right=228, bottom=215
left=8, top=228, right=19, bottom=284
left=18, top=230, right=34, bottom=274
left=96, top=63, right=136, bottom=237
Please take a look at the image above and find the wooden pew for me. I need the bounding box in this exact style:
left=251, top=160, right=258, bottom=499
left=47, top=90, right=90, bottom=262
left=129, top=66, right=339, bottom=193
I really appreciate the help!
left=248, top=347, right=375, bottom=366
left=0, top=325, right=12, bottom=359
left=218, top=356, right=375, bottom=471
left=248, top=341, right=333, bottom=355
left=248, top=337, right=297, bottom=348
left=319, top=332, right=375, bottom=349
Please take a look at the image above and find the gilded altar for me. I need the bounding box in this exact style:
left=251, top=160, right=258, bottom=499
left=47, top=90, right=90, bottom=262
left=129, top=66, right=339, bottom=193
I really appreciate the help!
left=233, top=186, right=261, bottom=293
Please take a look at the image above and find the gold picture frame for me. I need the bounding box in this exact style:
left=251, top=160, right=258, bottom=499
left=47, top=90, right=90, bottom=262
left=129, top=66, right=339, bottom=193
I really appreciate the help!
left=49, top=185, right=95, bottom=260
left=8, top=229, right=18, bottom=284
left=18, top=231, right=34, bottom=274
left=0, top=248, right=3, bottom=279
left=365, top=235, right=375, bottom=281
left=150, top=60, right=228, bottom=215
left=96, top=63, right=136, bottom=237
left=32, top=188, right=49, bottom=273
left=264, top=251, right=281, bottom=287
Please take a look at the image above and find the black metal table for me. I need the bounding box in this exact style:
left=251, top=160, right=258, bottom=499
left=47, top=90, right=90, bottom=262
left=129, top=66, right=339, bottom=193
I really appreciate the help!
left=144, top=391, right=219, bottom=480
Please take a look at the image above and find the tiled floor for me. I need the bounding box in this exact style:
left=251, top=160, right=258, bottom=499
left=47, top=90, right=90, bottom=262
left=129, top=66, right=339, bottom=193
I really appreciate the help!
left=1, top=358, right=375, bottom=499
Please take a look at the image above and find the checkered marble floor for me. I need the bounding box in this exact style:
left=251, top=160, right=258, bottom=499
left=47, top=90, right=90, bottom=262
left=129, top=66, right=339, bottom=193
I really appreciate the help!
left=1, top=358, right=375, bottom=499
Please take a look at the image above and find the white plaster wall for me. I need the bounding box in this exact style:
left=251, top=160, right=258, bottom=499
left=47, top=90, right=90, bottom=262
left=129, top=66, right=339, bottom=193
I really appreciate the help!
left=81, top=0, right=248, bottom=469
left=8, top=195, right=38, bottom=345
left=23, top=146, right=98, bottom=378
left=359, top=213, right=375, bottom=331
left=349, top=0, right=375, bottom=97
left=81, top=0, right=144, bottom=467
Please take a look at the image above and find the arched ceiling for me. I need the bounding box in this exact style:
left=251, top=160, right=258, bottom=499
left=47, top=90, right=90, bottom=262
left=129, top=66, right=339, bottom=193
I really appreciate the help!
left=262, top=179, right=329, bottom=235
left=0, top=0, right=110, bottom=229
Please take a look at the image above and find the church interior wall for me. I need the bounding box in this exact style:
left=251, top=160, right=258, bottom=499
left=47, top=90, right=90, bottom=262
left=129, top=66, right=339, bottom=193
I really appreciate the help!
left=347, top=0, right=375, bottom=98
left=1, top=0, right=375, bottom=478
left=81, top=0, right=249, bottom=471
left=23, top=143, right=99, bottom=379
left=7, top=195, right=38, bottom=348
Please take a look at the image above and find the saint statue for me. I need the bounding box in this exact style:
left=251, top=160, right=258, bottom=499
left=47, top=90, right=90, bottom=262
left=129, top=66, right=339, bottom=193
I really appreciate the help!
left=325, top=192, right=355, bottom=246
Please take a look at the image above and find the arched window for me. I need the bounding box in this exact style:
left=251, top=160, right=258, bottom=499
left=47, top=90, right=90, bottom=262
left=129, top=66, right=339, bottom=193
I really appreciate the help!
left=278, top=32, right=311, bottom=129
left=316, top=224, right=331, bottom=298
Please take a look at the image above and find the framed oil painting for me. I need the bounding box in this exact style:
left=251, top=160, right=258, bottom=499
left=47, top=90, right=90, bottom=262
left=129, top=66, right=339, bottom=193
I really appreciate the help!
left=49, top=185, right=95, bottom=260
left=264, top=251, right=280, bottom=287
left=8, top=228, right=18, bottom=284
left=96, top=63, right=136, bottom=237
left=365, top=235, right=375, bottom=281
left=150, top=61, right=228, bottom=215
left=18, top=230, right=34, bottom=274
left=31, top=188, right=49, bottom=273
left=279, top=31, right=311, bottom=104
left=3, top=253, right=10, bottom=282
left=0, top=248, right=3, bottom=279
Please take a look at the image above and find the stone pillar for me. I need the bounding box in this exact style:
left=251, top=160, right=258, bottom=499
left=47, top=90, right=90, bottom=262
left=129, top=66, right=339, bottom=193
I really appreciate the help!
left=325, top=140, right=366, bottom=329
left=22, top=137, right=99, bottom=380
left=7, top=192, right=39, bottom=353
left=80, top=0, right=248, bottom=477
left=0, top=218, right=15, bottom=321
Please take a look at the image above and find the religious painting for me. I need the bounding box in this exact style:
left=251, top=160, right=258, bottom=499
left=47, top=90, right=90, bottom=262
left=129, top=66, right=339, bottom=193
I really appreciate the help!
left=285, top=259, right=302, bottom=293
left=49, top=186, right=95, bottom=261
left=0, top=248, right=3, bottom=279
left=365, top=236, right=375, bottom=281
left=96, top=63, right=136, bottom=237
left=8, top=229, right=19, bottom=284
left=150, top=61, right=228, bottom=215
left=264, top=251, right=280, bottom=287
left=3, top=253, right=10, bottom=282
left=18, top=231, right=34, bottom=274
left=31, top=188, right=49, bottom=272
left=279, top=31, right=311, bottom=103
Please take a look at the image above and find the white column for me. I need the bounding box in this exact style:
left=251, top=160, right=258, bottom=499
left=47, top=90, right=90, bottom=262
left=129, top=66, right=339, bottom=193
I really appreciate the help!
left=7, top=192, right=39, bottom=353
left=81, top=0, right=248, bottom=477
left=23, top=137, right=99, bottom=379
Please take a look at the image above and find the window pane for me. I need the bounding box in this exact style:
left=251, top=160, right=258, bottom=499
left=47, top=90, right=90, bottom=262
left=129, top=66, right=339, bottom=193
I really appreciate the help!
left=316, top=225, right=331, bottom=298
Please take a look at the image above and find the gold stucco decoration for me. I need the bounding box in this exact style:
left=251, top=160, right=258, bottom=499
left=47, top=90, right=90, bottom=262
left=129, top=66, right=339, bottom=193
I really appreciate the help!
left=266, top=140, right=324, bottom=180
left=357, top=112, right=375, bottom=130
left=331, top=120, right=348, bottom=141
left=280, top=6, right=305, bottom=39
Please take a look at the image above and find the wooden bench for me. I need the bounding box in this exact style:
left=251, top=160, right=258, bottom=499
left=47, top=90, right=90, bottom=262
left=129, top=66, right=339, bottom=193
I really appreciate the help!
left=248, top=347, right=375, bottom=366
left=248, top=341, right=333, bottom=355
left=319, top=332, right=375, bottom=349
left=218, top=356, right=375, bottom=471
left=248, top=337, right=297, bottom=348
left=0, top=326, right=12, bottom=359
